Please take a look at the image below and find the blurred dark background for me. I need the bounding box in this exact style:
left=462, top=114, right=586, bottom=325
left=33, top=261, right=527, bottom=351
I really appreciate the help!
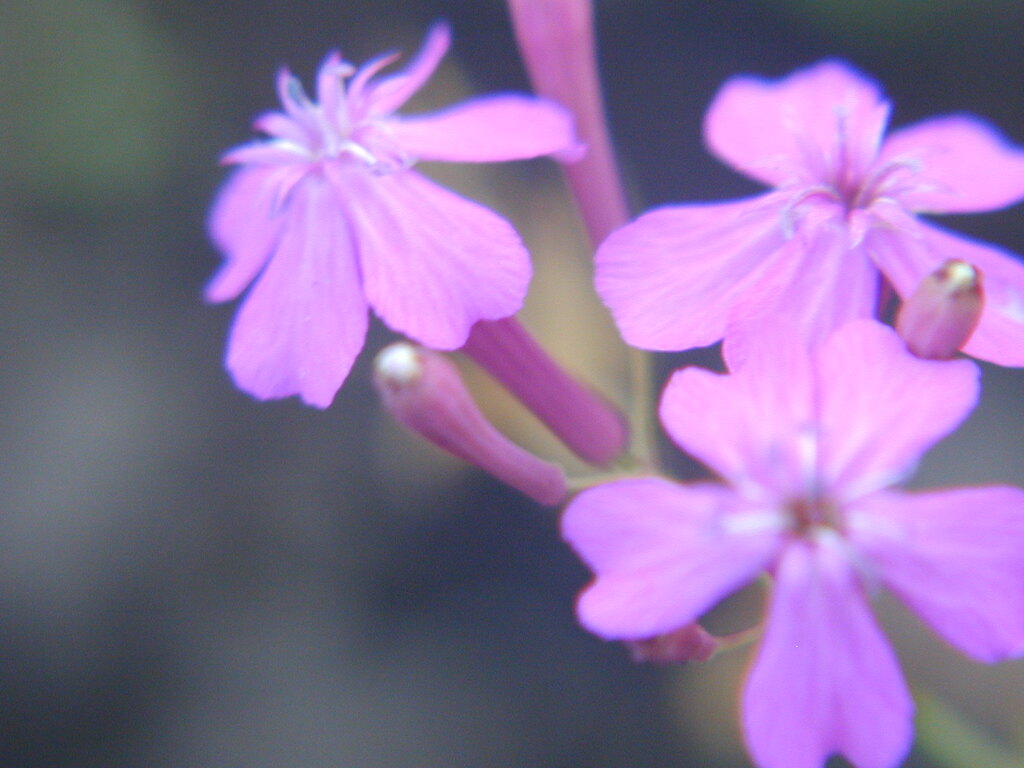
left=1, top=1, right=1022, bottom=766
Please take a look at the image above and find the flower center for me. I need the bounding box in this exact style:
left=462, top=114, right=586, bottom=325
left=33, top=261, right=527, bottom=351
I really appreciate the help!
left=282, top=65, right=410, bottom=174
left=786, top=494, right=842, bottom=536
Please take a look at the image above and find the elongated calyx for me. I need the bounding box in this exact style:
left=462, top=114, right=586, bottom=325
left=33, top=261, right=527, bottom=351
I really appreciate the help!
left=374, top=343, right=567, bottom=506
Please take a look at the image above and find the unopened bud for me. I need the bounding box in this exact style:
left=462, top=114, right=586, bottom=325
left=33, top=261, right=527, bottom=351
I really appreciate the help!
left=374, top=343, right=567, bottom=506
left=507, top=0, right=629, bottom=244
left=896, top=259, right=983, bottom=360
left=462, top=318, right=628, bottom=466
left=626, top=623, right=718, bottom=665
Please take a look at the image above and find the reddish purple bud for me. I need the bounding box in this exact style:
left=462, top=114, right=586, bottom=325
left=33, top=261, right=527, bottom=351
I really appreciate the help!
left=896, top=260, right=983, bottom=360
left=626, top=623, right=718, bottom=665
left=374, top=343, right=567, bottom=506
left=462, top=318, right=628, bottom=466
left=506, top=0, right=630, bottom=245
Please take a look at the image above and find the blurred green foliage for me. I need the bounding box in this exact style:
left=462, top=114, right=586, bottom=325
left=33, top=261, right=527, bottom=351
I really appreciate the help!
left=916, top=692, right=1024, bottom=768
left=0, top=0, right=186, bottom=210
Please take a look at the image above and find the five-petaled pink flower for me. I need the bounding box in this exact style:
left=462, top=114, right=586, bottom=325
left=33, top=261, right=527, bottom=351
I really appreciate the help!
left=562, top=319, right=1024, bottom=768
left=207, top=24, right=578, bottom=407
left=596, top=60, right=1024, bottom=365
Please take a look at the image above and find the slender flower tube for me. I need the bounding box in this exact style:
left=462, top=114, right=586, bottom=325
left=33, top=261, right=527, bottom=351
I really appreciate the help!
left=596, top=60, right=1024, bottom=365
left=505, top=0, right=640, bottom=466
left=206, top=24, right=579, bottom=407
left=507, top=0, right=630, bottom=245
left=374, top=343, right=567, bottom=506
left=563, top=320, right=1024, bottom=768
left=462, top=318, right=627, bottom=466
left=896, top=259, right=983, bottom=359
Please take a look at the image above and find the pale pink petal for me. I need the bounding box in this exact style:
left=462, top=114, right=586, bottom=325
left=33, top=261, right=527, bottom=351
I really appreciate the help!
left=225, top=176, right=368, bottom=408
left=361, top=23, right=450, bottom=117
left=724, top=210, right=880, bottom=363
left=221, top=141, right=312, bottom=166
left=346, top=52, right=400, bottom=114
left=387, top=95, right=578, bottom=162
left=274, top=68, right=319, bottom=137
left=815, top=320, right=980, bottom=501
left=252, top=111, right=310, bottom=145
left=594, top=194, right=789, bottom=351
left=206, top=166, right=290, bottom=303
left=848, top=488, right=1024, bottom=661
left=743, top=537, right=913, bottom=768
left=865, top=219, right=1024, bottom=366
left=704, top=60, right=889, bottom=189
left=332, top=166, right=530, bottom=349
left=315, top=50, right=346, bottom=127
left=880, top=115, right=1024, bottom=214
left=562, top=478, right=782, bottom=639
left=659, top=340, right=815, bottom=499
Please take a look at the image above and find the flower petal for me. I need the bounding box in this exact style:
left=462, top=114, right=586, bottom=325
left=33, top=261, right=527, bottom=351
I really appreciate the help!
left=252, top=110, right=311, bottom=145
left=660, top=339, right=815, bottom=498
left=723, top=210, right=880, bottom=365
left=848, top=487, right=1024, bottom=661
left=359, top=22, right=450, bottom=118
left=866, top=219, right=1024, bottom=366
left=388, top=95, right=579, bottom=163
left=562, top=477, right=781, bottom=639
left=880, top=115, right=1024, bottom=214
left=225, top=176, right=368, bottom=408
left=221, top=140, right=312, bottom=166
left=743, top=537, right=913, bottom=768
left=594, top=194, right=788, bottom=351
left=206, top=166, right=290, bottom=303
left=704, top=60, right=889, bottom=189
left=815, top=320, right=980, bottom=501
left=334, top=167, right=530, bottom=349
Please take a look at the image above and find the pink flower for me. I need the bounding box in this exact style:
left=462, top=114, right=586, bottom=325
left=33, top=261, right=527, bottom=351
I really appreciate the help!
left=596, top=60, right=1024, bottom=365
left=562, top=320, right=1024, bottom=768
left=207, top=24, right=578, bottom=407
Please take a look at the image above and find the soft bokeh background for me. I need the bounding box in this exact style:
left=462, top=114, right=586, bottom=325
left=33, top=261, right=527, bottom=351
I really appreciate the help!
left=1, top=1, right=1023, bottom=766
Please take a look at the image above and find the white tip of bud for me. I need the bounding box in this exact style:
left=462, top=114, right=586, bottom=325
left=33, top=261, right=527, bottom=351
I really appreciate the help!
left=896, top=259, right=983, bottom=360
left=374, top=342, right=422, bottom=387
left=373, top=343, right=567, bottom=506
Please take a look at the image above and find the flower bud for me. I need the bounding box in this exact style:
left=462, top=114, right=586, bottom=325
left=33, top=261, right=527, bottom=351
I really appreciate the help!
left=461, top=318, right=628, bottom=466
left=506, top=0, right=629, bottom=244
left=626, top=623, right=718, bottom=665
left=896, top=260, right=983, bottom=360
left=374, top=343, right=567, bottom=506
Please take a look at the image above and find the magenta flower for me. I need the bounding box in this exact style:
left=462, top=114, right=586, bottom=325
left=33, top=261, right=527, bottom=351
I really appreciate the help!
left=596, top=60, right=1024, bottom=365
left=562, top=320, right=1024, bottom=768
left=207, top=24, right=578, bottom=407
